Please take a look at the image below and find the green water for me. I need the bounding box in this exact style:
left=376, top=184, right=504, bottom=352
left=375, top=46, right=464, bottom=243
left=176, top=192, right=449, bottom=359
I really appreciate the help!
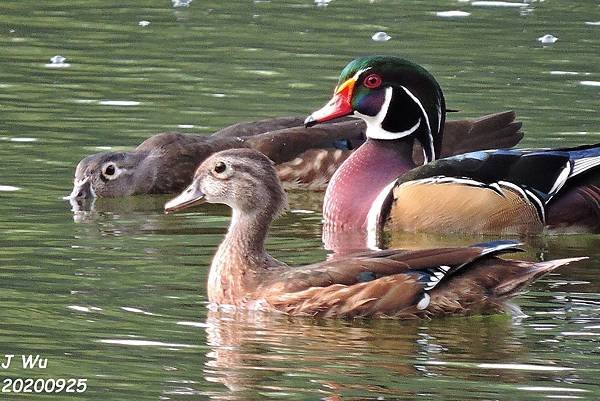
left=1, top=0, right=599, bottom=399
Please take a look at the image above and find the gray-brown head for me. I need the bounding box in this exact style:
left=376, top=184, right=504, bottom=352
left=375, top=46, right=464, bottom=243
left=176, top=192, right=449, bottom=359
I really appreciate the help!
left=164, top=148, right=288, bottom=218
left=66, top=133, right=221, bottom=201
left=66, top=151, right=152, bottom=200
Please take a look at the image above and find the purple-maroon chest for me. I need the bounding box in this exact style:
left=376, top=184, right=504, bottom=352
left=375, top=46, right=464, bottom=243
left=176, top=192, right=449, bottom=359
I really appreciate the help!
left=323, top=139, right=414, bottom=231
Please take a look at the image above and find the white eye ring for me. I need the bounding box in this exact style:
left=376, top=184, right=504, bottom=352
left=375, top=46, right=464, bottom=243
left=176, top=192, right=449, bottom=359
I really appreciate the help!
left=101, top=163, right=122, bottom=180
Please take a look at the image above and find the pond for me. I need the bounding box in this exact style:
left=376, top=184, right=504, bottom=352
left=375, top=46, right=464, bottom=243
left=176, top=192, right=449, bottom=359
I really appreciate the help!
left=0, top=0, right=599, bottom=400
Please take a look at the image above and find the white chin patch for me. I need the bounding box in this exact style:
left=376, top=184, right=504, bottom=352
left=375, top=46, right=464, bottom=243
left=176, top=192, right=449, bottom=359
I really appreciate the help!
left=360, top=86, right=422, bottom=141
left=366, top=118, right=421, bottom=140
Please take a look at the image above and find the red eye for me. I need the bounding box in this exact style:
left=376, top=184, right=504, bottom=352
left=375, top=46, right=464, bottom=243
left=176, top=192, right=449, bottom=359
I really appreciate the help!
left=363, top=74, right=382, bottom=89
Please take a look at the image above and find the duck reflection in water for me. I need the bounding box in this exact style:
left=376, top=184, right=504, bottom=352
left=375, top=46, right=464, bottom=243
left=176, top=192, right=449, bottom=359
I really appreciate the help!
left=65, top=194, right=170, bottom=223
left=199, top=310, right=531, bottom=399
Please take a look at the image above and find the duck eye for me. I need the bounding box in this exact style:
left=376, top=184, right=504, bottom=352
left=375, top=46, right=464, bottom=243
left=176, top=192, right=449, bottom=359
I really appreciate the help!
left=100, top=163, right=119, bottom=182
left=363, top=74, right=382, bottom=89
left=214, top=162, right=226, bottom=174
left=103, top=164, right=116, bottom=176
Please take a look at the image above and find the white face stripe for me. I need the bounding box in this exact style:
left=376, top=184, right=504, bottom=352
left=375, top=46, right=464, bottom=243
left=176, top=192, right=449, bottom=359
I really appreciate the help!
left=361, top=87, right=421, bottom=140
left=357, top=84, right=436, bottom=163
left=337, top=67, right=372, bottom=92
left=400, top=86, right=434, bottom=162
left=353, top=67, right=371, bottom=81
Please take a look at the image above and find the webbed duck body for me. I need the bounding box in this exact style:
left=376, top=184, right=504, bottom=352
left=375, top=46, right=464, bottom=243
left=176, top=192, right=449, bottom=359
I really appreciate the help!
left=305, top=56, right=600, bottom=244
left=164, top=148, right=584, bottom=318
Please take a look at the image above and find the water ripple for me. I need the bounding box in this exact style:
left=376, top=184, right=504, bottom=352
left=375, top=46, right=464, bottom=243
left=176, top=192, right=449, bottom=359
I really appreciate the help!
left=98, top=339, right=199, bottom=348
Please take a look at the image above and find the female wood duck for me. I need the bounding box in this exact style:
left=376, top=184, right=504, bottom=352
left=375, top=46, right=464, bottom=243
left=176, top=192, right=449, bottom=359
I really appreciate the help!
left=67, top=118, right=359, bottom=199
left=163, top=149, right=583, bottom=318
left=68, top=111, right=522, bottom=200
left=305, top=55, right=600, bottom=241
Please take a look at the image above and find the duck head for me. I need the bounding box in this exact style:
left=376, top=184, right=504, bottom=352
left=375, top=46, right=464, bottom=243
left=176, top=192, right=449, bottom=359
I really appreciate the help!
left=305, top=55, right=446, bottom=163
left=66, top=151, right=151, bottom=200
left=165, top=148, right=287, bottom=217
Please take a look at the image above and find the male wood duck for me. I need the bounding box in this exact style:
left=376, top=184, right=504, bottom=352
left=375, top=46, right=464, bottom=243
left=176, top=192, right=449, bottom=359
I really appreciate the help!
left=163, top=148, right=583, bottom=318
left=68, top=111, right=522, bottom=199
left=305, top=55, right=600, bottom=241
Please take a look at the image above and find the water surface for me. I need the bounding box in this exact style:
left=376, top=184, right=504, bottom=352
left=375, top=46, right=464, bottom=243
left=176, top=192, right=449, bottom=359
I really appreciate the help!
left=0, top=1, right=599, bottom=400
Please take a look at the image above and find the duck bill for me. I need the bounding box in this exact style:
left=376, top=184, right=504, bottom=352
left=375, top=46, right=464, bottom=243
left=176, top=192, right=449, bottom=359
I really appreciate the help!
left=164, top=185, right=206, bottom=214
left=63, top=177, right=94, bottom=200
left=304, top=77, right=355, bottom=127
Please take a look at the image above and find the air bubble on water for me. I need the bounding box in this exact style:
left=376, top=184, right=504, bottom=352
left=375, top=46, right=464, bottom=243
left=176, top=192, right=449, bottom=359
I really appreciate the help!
left=315, top=0, right=332, bottom=7
left=45, top=55, right=70, bottom=68
left=436, top=11, right=471, bottom=18
left=538, top=34, right=558, bottom=44
left=172, top=0, right=192, bottom=8
left=98, top=100, right=141, bottom=106
left=372, top=31, right=391, bottom=42
left=50, top=55, right=66, bottom=64
left=471, top=1, right=528, bottom=7
left=520, top=7, right=534, bottom=16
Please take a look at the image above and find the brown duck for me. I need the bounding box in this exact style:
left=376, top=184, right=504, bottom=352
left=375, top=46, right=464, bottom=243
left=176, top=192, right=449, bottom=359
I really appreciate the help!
left=164, top=148, right=583, bottom=318
left=67, top=111, right=522, bottom=199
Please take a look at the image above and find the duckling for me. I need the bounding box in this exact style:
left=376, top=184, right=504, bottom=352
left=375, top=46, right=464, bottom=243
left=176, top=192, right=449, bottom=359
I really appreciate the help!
left=164, top=148, right=584, bottom=318
left=68, top=111, right=522, bottom=199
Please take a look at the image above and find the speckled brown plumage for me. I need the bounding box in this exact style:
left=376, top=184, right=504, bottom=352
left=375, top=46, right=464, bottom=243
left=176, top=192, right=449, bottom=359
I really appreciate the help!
left=164, top=148, right=584, bottom=319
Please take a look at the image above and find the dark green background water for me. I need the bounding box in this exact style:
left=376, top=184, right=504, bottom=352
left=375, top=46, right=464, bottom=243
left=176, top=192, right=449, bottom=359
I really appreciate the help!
left=1, top=1, right=599, bottom=400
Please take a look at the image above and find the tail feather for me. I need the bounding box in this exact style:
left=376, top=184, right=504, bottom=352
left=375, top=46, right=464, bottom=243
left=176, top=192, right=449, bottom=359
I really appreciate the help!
left=493, top=257, right=588, bottom=299
left=471, top=111, right=518, bottom=134
left=435, top=111, right=524, bottom=160
left=466, top=122, right=524, bottom=152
